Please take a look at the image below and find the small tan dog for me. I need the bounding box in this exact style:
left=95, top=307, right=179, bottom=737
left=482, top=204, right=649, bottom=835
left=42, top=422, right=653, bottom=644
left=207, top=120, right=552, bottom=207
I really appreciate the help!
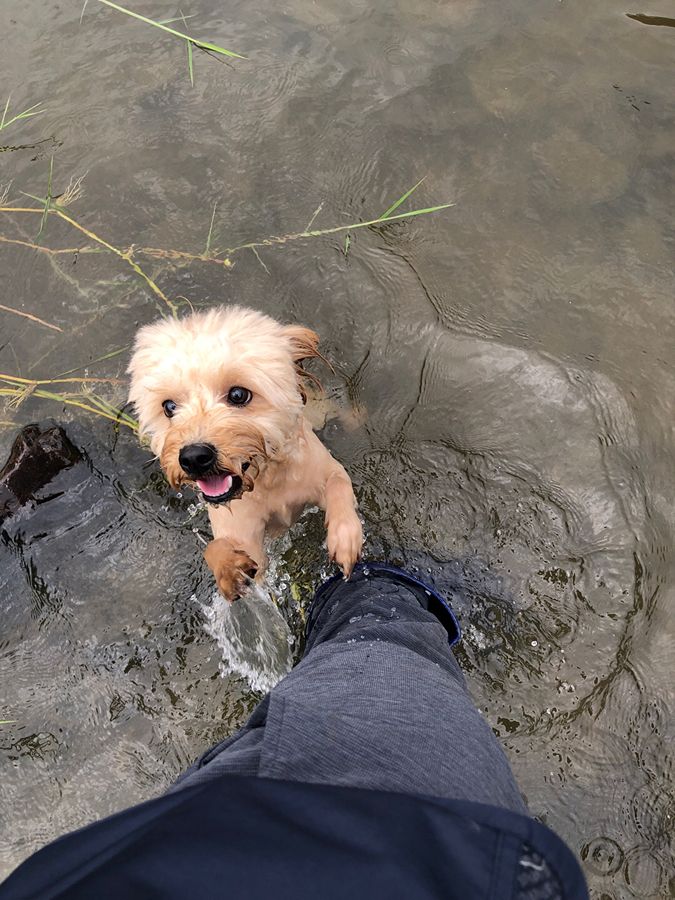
left=128, top=306, right=363, bottom=600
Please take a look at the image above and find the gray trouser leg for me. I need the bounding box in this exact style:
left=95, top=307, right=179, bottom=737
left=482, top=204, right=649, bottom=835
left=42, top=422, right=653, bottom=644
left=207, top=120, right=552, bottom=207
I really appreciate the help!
left=170, top=570, right=528, bottom=815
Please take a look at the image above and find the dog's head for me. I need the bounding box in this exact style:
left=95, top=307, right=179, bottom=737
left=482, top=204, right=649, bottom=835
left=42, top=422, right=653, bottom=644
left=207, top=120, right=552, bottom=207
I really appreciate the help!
left=128, top=306, right=325, bottom=505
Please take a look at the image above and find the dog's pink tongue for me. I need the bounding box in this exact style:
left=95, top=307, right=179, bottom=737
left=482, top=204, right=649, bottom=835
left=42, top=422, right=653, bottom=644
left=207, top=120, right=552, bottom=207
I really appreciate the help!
left=197, top=474, right=233, bottom=497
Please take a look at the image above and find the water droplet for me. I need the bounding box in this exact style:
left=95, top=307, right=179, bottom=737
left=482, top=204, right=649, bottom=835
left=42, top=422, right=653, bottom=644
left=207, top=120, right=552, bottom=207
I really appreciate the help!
left=623, top=849, right=663, bottom=895
left=581, top=837, right=624, bottom=877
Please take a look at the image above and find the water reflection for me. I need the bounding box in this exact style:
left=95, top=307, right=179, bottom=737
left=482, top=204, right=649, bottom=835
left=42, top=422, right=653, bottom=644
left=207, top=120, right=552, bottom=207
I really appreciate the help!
left=1, top=0, right=675, bottom=896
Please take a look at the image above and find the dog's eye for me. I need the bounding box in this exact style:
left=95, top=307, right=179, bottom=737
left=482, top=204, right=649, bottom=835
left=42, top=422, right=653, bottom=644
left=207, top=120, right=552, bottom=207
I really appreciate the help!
left=227, top=386, right=252, bottom=406
left=162, top=400, right=178, bottom=418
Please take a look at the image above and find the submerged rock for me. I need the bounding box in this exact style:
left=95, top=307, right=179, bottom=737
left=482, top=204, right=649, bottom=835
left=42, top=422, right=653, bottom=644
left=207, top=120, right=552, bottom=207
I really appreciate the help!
left=532, top=127, right=629, bottom=207
left=466, top=35, right=561, bottom=120
left=0, top=424, right=82, bottom=524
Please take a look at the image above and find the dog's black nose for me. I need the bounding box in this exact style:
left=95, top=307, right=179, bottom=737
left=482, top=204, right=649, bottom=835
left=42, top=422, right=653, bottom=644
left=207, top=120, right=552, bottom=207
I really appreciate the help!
left=178, top=443, right=218, bottom=477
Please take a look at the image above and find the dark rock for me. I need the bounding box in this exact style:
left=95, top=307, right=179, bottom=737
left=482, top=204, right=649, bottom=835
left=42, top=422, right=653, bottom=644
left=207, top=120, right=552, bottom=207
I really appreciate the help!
left=0, top=424, right=82, bottom=524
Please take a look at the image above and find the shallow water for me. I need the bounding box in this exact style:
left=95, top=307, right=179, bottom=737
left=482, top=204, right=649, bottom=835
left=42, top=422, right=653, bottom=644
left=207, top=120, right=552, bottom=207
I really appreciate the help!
left=1, top=0, right=675, bottom=894
left=202, top=579, right=294, bottom=693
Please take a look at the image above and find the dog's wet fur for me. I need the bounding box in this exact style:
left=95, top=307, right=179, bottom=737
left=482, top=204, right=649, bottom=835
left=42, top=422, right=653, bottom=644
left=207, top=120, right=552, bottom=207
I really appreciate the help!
left=128, top=306, right=362, bottom=601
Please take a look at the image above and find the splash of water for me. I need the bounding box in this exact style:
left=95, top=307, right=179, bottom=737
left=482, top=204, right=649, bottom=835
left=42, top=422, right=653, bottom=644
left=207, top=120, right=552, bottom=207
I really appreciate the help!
left=200, top=580, right=293, bottom=693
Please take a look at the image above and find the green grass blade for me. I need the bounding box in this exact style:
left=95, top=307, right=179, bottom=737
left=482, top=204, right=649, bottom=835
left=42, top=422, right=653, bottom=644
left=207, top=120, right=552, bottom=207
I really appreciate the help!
left=37, top=157, right=54, bottom=244
left=382, top=202, right=455, bottom=220
left=179, top=8, right=195, bottom=84
left=80, top=0, right=89, bottom=23
left=1, top=96, right=11, bottom=130
left=88, top=394, right=138, bottom=426
left=30, top=388, right=139, bottom=430
left=304, top=202, right=455, bottom=237
left=56, top=345, right=130, bottom=377
left=13, top=105, right=44, bottom=123
left=97, top=0, right=246, bottom=58
left=205, top=202, right=218, bottom=254
left=19, top=191, right=47, bottom=205
left=189, top=38, right=242, bottom=57
left=381, top=177, right=426, bottom=220
left=187, top=40, right=194, bottom=85
left=20, top=192, right=92, bottom=221
left=224, top=199, right=455, bottom=260
left=0, top=99, right=44, bottom=131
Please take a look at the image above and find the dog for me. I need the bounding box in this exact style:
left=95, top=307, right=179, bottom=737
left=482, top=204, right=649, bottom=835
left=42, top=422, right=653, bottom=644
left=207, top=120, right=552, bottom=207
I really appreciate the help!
left=128, top=306, right=363, bottom=601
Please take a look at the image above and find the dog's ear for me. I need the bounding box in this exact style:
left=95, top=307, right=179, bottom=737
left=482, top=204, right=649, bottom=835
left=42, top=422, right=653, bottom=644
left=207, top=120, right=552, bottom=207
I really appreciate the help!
left=282, top=325, right=333, bottom=402
left=283, top=326, right=322, bottom=363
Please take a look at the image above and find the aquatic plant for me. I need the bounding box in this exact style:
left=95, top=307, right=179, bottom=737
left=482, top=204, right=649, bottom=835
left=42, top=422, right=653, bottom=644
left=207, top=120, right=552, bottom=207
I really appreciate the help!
left=0, top=374, right=138, bottom=432
left=0, top=95, right=44, bottom=132
left=90, top=0, right=244, bottom=62
left=0, top=172, right=453, bottom=431
left=1, top=175, right=453, bottom=314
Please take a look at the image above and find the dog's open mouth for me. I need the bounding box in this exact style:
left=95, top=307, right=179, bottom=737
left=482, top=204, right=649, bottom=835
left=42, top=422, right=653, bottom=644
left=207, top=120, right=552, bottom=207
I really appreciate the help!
left=196, top=472, right=243, bottom=504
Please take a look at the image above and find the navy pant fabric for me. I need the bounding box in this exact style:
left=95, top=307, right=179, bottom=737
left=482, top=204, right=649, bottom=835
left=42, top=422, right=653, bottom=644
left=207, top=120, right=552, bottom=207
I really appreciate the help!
left=0, top=566, right=589, bottom=900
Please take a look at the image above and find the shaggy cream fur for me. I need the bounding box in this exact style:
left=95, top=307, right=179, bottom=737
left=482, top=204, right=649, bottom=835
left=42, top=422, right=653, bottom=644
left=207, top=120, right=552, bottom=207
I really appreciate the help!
left=128, top=306, right=362, bottom=600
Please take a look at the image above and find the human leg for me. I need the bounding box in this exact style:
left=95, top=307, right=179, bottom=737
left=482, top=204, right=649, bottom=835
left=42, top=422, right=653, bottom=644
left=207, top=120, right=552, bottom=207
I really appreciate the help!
left=171, top=568, right=527, bottom=815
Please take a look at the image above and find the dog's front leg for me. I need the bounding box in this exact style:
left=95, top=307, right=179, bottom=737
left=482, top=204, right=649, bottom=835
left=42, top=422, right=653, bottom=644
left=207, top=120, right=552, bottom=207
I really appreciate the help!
left=323, top=470, right=363, bottom=579
left=204, top=503, right=268, bottom=602
left=204, top=539, right=260, bottom=602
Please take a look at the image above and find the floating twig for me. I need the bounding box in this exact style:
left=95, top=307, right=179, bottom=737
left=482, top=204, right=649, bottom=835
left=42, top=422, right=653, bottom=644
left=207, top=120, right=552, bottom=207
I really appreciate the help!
left=0, top=303, right=62, bottom=331
left=2, top=204, right=176, bottom=314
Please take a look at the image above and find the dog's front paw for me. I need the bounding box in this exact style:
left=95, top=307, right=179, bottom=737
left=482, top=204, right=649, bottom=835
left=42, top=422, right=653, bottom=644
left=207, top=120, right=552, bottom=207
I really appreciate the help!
left=204, top=538, right=258, bottom=602
left=327, top=512, right=363, bottom=580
